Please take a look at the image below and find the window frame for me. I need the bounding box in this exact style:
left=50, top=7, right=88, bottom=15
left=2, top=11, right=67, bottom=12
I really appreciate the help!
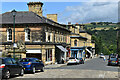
left=7, top=29, right=12, bottom=41
left=25, top=29, right=30, bottom=41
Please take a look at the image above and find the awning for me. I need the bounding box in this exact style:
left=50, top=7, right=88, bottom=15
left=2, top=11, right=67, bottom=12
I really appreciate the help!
left=26, top=49, right=41, bottom=53
left=56, top=45, right=68, bottom=52
left=86, top=48, right=92, bottom=55
left=71, top=49, right=83, bottom=51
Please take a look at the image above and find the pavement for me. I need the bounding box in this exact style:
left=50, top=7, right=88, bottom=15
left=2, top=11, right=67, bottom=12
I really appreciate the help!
left=45, top=63, right=67, bottom=69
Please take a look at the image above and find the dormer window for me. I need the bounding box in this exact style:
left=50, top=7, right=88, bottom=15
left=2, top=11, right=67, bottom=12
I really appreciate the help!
left=25, top=29, right=30, bottom=41
left=7, top=29, right=12, bottom=41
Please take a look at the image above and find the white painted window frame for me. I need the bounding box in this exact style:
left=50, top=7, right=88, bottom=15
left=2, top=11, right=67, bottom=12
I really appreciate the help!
left=7, top=29, right=12, bottom=42
left=25, top=29, right=30, bottom=42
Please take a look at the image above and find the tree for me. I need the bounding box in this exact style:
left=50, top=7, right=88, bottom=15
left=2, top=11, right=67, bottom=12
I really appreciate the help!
left=92, top=35, right=102, bottom=54
left=91, top=22, right=96, bottom=25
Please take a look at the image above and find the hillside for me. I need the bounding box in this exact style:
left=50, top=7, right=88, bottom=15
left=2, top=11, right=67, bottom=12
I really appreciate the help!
left=84, top=22, right=118, bottom=31
left=85, top=23, right=118, bottom=55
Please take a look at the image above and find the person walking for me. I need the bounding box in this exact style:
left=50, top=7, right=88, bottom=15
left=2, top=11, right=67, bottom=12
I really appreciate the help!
left=103, top=56, right=106, bottom=61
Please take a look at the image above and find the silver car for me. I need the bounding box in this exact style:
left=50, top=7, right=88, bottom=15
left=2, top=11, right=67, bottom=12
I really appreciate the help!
left=67, top=57, right=79, bottom=65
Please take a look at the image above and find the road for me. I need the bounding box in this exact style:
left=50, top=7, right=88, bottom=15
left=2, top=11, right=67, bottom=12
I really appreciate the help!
left=13, top=57, right=119, bottom=78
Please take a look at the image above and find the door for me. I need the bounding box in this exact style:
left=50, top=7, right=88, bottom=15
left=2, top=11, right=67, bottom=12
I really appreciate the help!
left=11, top=58, right=21, bottom=74
left=4, top=58, right=15, bottom=75
left=74, top=51, right=77, bottom=58
left=32, top=58, right=41, bottom=70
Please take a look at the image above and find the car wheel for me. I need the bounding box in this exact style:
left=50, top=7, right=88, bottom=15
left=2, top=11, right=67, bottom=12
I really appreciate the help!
left=41, top=67, right=44, bottom=72
left=32, top=67, right=35, bottom=74
left=4, top=70, right=10, bottom=79
left=19, top=68, right=24, bottom=76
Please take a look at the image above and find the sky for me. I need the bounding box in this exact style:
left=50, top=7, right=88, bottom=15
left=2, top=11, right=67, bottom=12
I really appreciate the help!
left=1, top=0, right=119, bottom=24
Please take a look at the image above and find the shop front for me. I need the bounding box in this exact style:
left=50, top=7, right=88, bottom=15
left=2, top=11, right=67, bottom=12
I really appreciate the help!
left=26, top=49, right=42, bottom=60
left=70, top=47, right=85, bottom=59
left=55, top=45, right=68, bottom=64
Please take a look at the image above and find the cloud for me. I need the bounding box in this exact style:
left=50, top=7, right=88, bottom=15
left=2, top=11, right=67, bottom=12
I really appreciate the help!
left=58, top=1, right=118, bottom=24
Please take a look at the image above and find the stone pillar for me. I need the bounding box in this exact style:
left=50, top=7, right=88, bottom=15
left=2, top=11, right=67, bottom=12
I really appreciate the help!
left=42, top=45, right=46, bottom=64
left=52, top=48, right=55, bottom=64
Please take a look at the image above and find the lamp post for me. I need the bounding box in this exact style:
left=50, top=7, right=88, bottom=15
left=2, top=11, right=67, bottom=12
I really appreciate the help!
left=12, top=9, right=17, bottom=59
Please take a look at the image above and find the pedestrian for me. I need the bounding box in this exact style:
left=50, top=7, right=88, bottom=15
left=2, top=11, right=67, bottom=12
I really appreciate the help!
left=103, top=56, right=106, bottom=61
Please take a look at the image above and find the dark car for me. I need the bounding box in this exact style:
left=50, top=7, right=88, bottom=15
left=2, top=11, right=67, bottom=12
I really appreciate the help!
left=78, top=58, right=84, bottom=64
left=117, top=58, right=120, bottom=66
left=19, top=58, right=44, bottom=74
left=0, top=57, right=24, bottom=79
left=108, top=56, right=118, bottom=66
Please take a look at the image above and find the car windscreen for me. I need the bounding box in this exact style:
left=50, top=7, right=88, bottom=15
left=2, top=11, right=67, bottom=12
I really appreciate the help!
left=110, top=58, right=116, bottom=60
left=20, top=58, right=32, bottom=62
left=0, top=59, right=4, bottom=64
left=110, top=56, right=115, bottom=58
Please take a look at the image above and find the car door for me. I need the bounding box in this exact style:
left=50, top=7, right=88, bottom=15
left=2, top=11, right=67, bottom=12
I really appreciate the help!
left=11, top=58, right=21, bottom=74
left=33, top=58, right=41, bottom=70
left=4, top=58, right=15, bottom=75
left=36, top=59, right=42, bottom=70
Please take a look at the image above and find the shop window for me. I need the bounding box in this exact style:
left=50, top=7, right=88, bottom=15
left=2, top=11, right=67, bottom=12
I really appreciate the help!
left=25, top=29, right=30, bottom=41
left=74, top=40, right=77, bottom=46
left=7, top=29, right=12, bottom=41
left=46, top=49, right=52, bottom=61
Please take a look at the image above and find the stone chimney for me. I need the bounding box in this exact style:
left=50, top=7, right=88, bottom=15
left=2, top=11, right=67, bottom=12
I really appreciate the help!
left=27, top=2, right=43, bottom=16
left=47, top=14, right=57, bottom=22
left=68, top=22, right=71, bottom=25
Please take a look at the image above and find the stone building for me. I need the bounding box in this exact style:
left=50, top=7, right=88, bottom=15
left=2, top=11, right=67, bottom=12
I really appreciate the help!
left=62, top=23, right=95, bottom=59
left=0, top=2, right=71, bottom=64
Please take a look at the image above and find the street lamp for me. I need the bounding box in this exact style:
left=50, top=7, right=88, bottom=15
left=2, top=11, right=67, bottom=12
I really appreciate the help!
left=12, top=9, right=17, bottom=59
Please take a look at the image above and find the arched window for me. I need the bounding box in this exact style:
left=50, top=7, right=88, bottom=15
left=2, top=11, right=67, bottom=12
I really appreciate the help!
left=74, top=40, right=77, bottom=46
left=25, top=29, right=30, bottom=41
left=7, top=29, right=12, bottom=41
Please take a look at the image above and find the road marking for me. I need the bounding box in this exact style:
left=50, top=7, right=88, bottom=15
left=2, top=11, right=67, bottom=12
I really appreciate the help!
left=99, top=73, right=105, bottom=78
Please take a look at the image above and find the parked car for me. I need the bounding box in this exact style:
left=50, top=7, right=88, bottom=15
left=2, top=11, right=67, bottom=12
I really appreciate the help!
left=0, top=57, right=24, bottom=79
left=78, top=58, right=84, bottom=64
left=108, top=56, right=118, bottom=66
left=19, top=58, right=44, bottom=74
left=99, top=54, right=105, bottom=58
left=67, top=57, right=79, bottom=65
left=117, top=58, right=120, bottom=66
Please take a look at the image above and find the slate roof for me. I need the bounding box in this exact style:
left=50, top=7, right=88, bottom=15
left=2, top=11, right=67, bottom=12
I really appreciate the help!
left=1, top=11, right=70, bottom=32
left=1, top=11, right=45, bottom=24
